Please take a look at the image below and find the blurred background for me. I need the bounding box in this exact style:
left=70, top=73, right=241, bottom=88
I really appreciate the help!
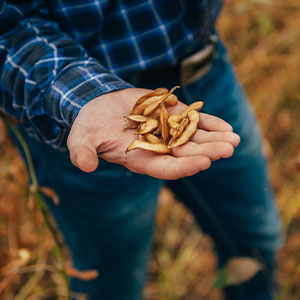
left=1, top=0, right=300, bottom=299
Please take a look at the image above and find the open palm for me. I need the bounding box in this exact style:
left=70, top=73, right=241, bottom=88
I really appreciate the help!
left=67, top=88, right=240, bottom=180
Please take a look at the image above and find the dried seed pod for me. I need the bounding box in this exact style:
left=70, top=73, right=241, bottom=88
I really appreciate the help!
left=123, top=123, right=139, bottom=130
left=126, top=115, right=149, bottom=122
left=167, top=101, right=203, bottom=131
left=126, top=140, right=171, bottom=154
left=153, top=125, right=161, bottom=136
left=168, top=110, right=199, bottom=148
left=150, top=107, right=161, bottom=120
left=138, top=118, right=159, bottom=134
left=168, top=113, right=183, bottom=130
left=170, top=128, right=176, bottom=137
left=164, top=94, right=178, bottom=106
left=160, top=102, right=169, bottom=144
left=132, top=94, right=166, bottom=115
left=144, top=133, right=161, bottom=144
left=141, top=93, right=178, bottom=116
left=143, top=100, right=161, bottom=116
left=124, top=86, right=204, bottom=154
left=122, top=116, right=139, bottom=130
left=139, top=134, right=146, bottom=141
left=168, top=117, right=189, bottom=145
left=175, top=118, right=189, bottom=138
left=143, top=86, right=179, bottom=116
left=133, top=88, right=168, bottom=108
left=180, top=101, right=204, bottom=118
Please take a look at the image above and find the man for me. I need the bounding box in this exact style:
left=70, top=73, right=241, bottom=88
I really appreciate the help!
left=0, top=1, right=281, bottom=299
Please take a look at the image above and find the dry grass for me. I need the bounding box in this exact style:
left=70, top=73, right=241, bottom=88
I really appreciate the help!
left=1, top=0, right=300, bottom=299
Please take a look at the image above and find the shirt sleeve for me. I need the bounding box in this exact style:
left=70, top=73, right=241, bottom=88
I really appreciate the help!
left=0, top=0, right=133, bottom=150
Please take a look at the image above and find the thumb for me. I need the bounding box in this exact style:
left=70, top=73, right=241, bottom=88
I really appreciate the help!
left=68, top=143, right=99, bottom=173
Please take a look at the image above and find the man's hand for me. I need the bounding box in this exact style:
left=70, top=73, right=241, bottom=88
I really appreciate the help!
left=67, top=88, right=240, bottom=180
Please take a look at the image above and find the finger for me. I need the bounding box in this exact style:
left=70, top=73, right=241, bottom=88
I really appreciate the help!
left=198, top=113, right=233, bottom=132
left=126, top=152, right=211, bottom=180
left=190, top=129, right=240, bottom=147
left=67, top=130, right=99, bottom=172
left=68, top=144, right=99, bottom=173
left=171, top=141, right=234, bottom=161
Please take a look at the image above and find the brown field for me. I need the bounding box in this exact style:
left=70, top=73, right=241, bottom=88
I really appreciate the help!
left=1, top=0, right=300, bottom=299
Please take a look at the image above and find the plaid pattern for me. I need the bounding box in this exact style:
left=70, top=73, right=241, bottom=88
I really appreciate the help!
left=0, top=0, right=223, bottom=150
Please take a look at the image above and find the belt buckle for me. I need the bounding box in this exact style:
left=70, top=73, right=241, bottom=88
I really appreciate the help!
left=180, top=34, right=217, bottom=86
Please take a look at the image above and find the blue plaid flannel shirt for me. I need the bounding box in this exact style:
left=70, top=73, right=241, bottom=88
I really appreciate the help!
left=0, top=0, right=223, bottom=150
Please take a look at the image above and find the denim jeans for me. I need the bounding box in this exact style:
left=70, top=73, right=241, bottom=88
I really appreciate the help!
left=15, top=39, right=282, bottom=300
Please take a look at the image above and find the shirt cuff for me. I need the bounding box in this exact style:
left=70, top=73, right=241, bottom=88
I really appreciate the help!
left=43, top=60, right=134, bottom=127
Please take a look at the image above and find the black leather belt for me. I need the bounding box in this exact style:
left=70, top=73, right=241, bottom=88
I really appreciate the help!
left=123, top=34, right=217, bottom=87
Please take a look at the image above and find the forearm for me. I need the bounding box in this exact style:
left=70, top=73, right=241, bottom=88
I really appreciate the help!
left=0, top=0, right=132, bottom=150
